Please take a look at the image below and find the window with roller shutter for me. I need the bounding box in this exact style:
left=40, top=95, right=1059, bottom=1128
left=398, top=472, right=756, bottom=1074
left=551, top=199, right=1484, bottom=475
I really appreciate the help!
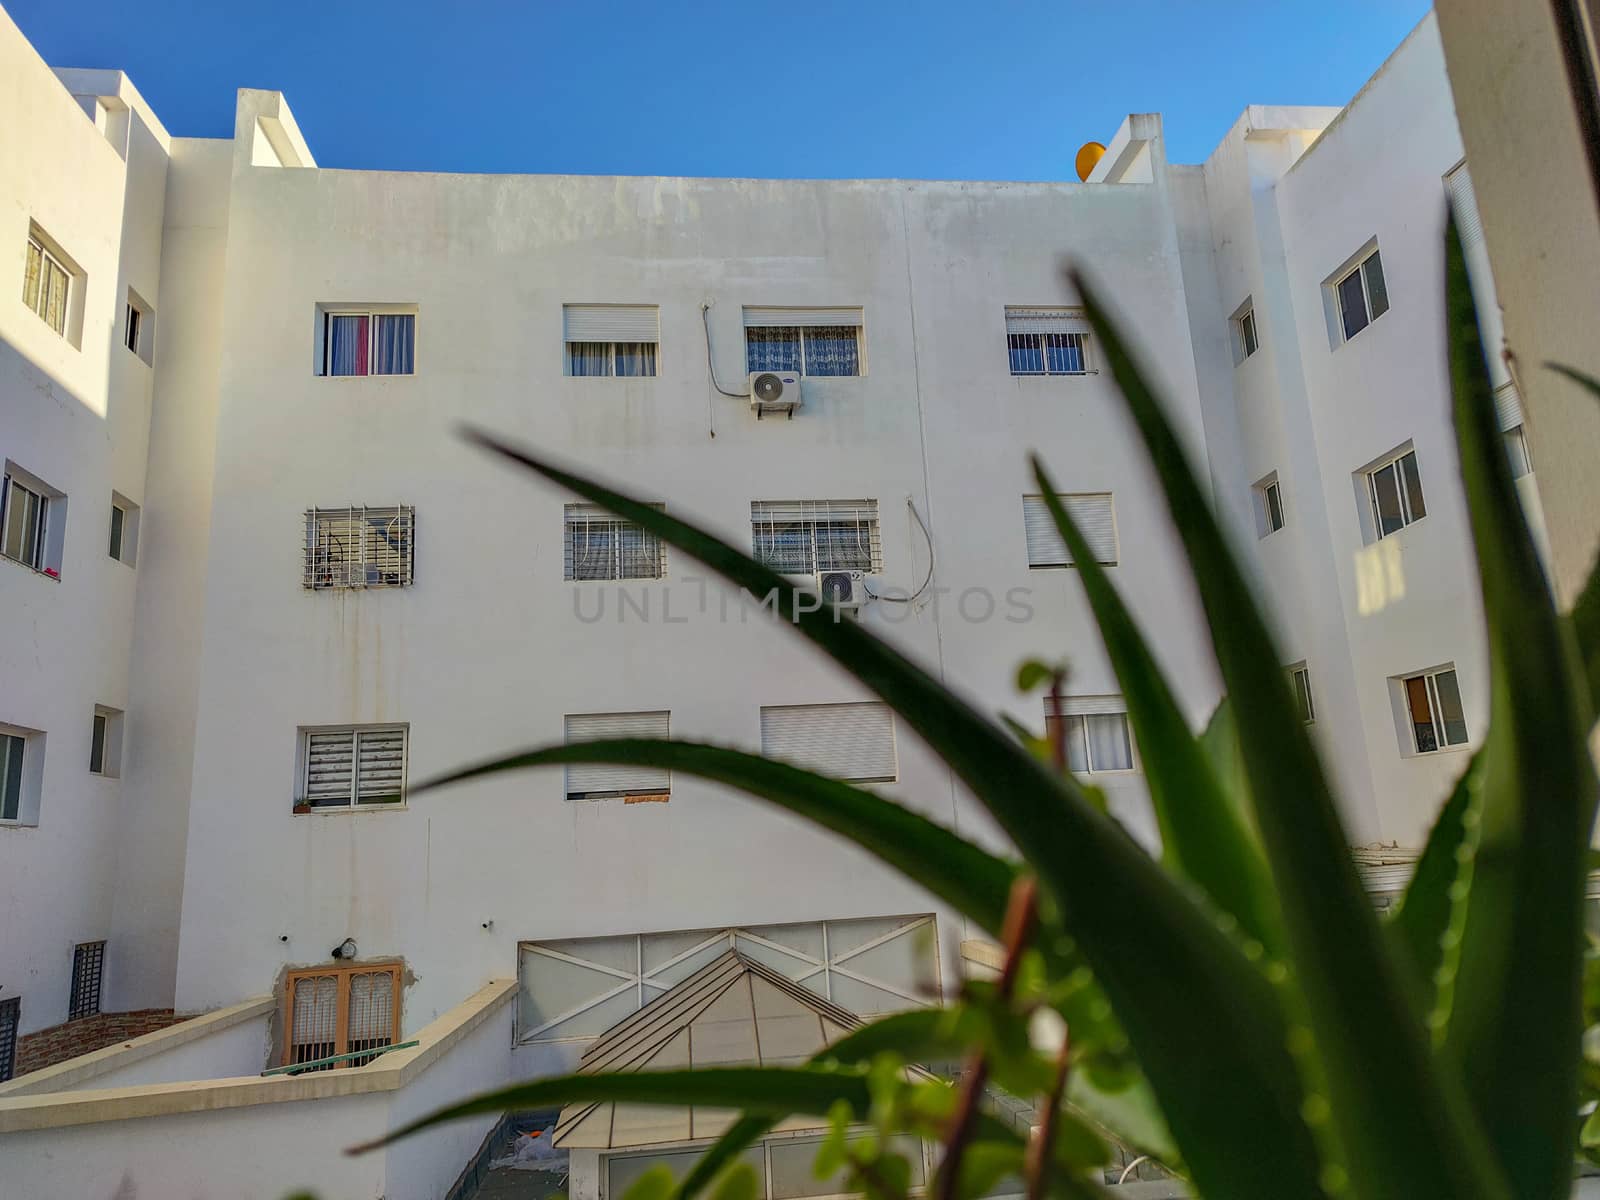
left=1022, top=494, right=1116, bottom=567
left=564, top=712, right=670, bottom=801
left=297, top=725, right=408, bottom=810
left=1005, top=307, right=1091, bottom=375
left=564, top=304, right=660, bottom=377
left=760, top=702, right=897, bottom=783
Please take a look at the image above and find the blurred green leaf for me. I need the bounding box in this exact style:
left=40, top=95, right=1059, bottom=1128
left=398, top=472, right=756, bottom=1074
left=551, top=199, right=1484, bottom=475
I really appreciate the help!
left=709, top=1162, right=761, bottom=1200
left=1016, top=660, right=1061, bottom=693
left=1031, top=465, right=1282, bottom=953
left=460, top=427, right=1327, bottom=1200
left=1438, top=220, right=1597, bottom=1200
left=1078, top=264, right=1507, bottom=1199
left=623, top=1167, right=677, bottom=1200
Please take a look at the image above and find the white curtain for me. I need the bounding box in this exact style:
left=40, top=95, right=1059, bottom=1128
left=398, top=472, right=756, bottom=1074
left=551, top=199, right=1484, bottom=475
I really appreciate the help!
left=614, top=341, right=657, bottom=377
left=568, top=341, right=610, bottom=376
left=1085, top=714, right=1132, bottom=771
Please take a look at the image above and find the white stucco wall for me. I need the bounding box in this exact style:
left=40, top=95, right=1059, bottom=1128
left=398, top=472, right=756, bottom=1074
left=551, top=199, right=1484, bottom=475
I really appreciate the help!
left=0, top=6, right=172, bottom=1038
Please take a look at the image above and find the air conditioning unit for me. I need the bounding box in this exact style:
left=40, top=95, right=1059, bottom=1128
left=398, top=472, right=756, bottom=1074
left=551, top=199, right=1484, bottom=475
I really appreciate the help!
left=816, top=570, right=867, bottom=612
left=749, top=370, right=801, bottom=417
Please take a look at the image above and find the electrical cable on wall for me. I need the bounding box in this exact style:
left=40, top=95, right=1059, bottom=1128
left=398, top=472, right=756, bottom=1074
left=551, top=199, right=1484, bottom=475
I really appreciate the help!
left=867, top=496, right=935, bottom=603
left=701, top=303, right=748, bottom=400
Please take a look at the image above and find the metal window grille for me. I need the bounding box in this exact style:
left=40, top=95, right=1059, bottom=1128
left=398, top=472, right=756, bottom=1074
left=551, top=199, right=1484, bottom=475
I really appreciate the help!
left=303, top=506, right=414, bottom=589
left=302, top=725, right=407, bottom=808
left=750, top=500, right=880, bottom=574
left=283, top=963, right=400, bottom=1069
left=0, top=996, right=17, bottom=1082
left=565, top=504, right=666, bottom=580
left=23, top=237, right=70, bottom=336
left=1005, top=309, right=1091, bottom=375
left=69, top=940, right=105, bottom=1020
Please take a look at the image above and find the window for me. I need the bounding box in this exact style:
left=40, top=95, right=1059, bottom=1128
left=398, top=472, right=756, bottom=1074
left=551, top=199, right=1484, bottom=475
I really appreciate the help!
left=1256, top=476, right=1285, bottom=537
left=303, top=506, right=414, bottom=589
left=108, top=493, right=139, bottom=565
left=0, top=996, right=17, bottom=1083
left=1022, top=494, right=1117, bottom=568
left=22, top=233, right=71, bottom=336
left=563, top=305, right=659, bottom=377
left=1365, top=447, right=1426, bottom=539
left=751, top=500, right=881, bottom=574
left=123, top=289, right=154, bottom=364
left=298, top=725, right=408, bottom=809
left=1235, top=306, right=1259, bottom=361
left=564, top=711, right=670, bottom=801
left=1, top=466, right=64, bottom=577
left=744, top=308, right=863, bottom=377
left=1332, top=247, right=1389, bottom=342
left=760, top=702, right=897, bottom=783
left=1290, top=664, right=1315, bottom=724
left=124, top=304, right=140, bottom=353
left=89, top=706, right=123, bottom=778
left=1, top=733, right=24, bottom=822
left=1505, top=424, right=1533, bottom=479
left=565, top=503, right=666, bottom=580
left=320, top=310, right=415, bottom=376
left=1045, top=696, right=1134, bottom=774
left=282, top=962, right=400, bottom=1070
left=1005, top=308, right=1091, bottom=375
left=69, top=941, right=106, bottom=1020
left=1401, top=667, right=1469, bottom=754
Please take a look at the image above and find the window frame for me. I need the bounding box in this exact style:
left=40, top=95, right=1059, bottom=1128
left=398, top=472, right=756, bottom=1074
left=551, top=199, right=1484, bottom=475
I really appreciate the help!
left=564, top=340, right=659, bottom=378
left=1235, top=306, right=1259, bottom=362
left=1044, top=698, right=1136, bottom=776
left=319, top=309, right=417, bottom=377
left=281, top=961, right=402, bottom=1070
left=1, top=474, right=49, bottom=572
left=90, top=712, right=108, bottom=775
left=23, top=235, right=71, bottom=337
left=1290, top=664, right=1315, bottom=724
left=1400, top=666, right=1470, bottom=755
left=744, top=325, right=864, bottom=378
left=303, top=505, right=416, bottom=590
left=603, top=1132, right=930, bottom=1200
left=1333, top=248, right=1389, bottom=343
left=564, top=503, right=666, bottom=581
left=1505, top=424, right=1533, bottom=479
left=69, top=940, right=106, bottom=1021
left=1022, top=493, right=1118, bottom=569
left=750, top=501, right=882, bottom=575
left=297, top=724, right=410, bottom=811
left=0, top=996, right=18, bottom=1083
left=1365, top=448, right=1427, bottom=540
left=1257, top=478, right=1285, bottom=536
left=0, top=732, right=25, bottom=823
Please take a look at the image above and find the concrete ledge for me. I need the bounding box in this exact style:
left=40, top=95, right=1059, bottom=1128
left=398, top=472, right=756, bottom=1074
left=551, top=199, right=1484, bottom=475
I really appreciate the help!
left=0, top=996, right=273, bottom=1098
left=0, top=979, right=515, bottom=1132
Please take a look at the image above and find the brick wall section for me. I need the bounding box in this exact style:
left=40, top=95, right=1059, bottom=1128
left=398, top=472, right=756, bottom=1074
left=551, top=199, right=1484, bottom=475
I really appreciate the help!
left=14, top=1009, right=179, bottom=1075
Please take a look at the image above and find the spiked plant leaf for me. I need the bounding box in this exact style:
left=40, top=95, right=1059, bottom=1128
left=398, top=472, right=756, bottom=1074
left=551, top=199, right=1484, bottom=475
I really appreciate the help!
left=1197, top=700, right=1254, bottom=835
left=1076, top=266, right=1508, bottom=1199
left=1436, top=222, right=1598, bottom=1200
left=1031, top=465, right=1282, bottom=953
left=454, top=427, right=1328, bottom=1199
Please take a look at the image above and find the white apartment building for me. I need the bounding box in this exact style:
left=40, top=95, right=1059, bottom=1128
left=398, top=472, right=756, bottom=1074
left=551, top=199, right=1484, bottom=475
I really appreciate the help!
left=0, top=8, right=1548, bottom=1197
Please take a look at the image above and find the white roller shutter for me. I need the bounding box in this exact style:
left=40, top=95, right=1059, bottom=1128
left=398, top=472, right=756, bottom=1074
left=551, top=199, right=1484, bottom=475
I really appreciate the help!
left=562, top=305, right=660, bottom=343
left=305, top=730, right=356, bottom=805
left=1493, top=382, right=1524, bottom=432
left=743, top=307, right=863, bottom=328
left=1444, top=165, right=1484, bottom=254
left=303, top=726, right=407, bottom=806
left=1023, top=494, right=1116, bottom=567
left=1005, top=308, right=1089, bottom=335
left=760, top=702, right=897, bottom=783
left=1047, top=695, right=1128, bottom=718
left=565, top=711, right=670, bottom=799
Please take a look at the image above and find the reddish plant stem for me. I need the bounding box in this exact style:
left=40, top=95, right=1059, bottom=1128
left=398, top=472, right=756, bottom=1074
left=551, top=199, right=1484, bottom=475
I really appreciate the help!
left=1047, top=673, right=1067, bottom=774
left=1024, top=1029, right=1073, bottom=1200
left=935, top=877, right=1039, bottom=1200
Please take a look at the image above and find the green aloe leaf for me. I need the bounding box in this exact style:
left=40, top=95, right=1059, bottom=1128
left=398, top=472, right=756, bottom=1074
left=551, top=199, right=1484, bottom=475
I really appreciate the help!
left=1030, top=465, right=1282, bottom=953
left=457, top=427, right=1327, bottom=1199
left=1437, top=222, right=1597, bottom=1200
left=1076, top=266, right=1508, bottom=1199
left=421, top=740, right=1025, bottom=948
left=1197, top=700, right=1255, bottom=835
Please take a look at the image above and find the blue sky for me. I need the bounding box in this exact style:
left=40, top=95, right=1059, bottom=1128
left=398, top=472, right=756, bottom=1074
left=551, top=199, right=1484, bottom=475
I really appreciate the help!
left=12, top=0, right=1431, bottom=178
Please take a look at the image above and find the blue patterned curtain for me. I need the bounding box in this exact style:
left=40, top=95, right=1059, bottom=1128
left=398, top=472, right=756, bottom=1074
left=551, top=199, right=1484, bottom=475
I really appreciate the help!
left=802, top=327, right=860, bottom=376
left=373, top=314, right=415, bottom=375
left=746, top=327, right=802, bottom=373
left=327, top=315, right=368, bottom=376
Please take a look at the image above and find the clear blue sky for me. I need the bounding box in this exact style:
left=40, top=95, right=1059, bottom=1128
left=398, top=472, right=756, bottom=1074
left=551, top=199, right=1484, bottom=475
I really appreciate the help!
left=11, top=0, right=1432, bottom=178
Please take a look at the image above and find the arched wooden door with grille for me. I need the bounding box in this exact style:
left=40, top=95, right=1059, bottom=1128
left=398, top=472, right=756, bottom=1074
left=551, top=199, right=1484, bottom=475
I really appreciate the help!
left=282, top=962, right=401, bottom=1069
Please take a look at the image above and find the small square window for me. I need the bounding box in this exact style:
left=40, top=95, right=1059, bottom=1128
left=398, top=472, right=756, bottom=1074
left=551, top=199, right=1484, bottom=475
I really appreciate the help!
left=1399, top=666, right=1469, bottom=754
left=564, top=712, right=670, bottom=801
left=751, top=500, right=882, bottom=574
left=1231, top=302, right=1259, bottom=365
left=123, top=289, right=154, bottom=365
left=1022, top=494, right=1117, bottom=567
left=298, top=725, right=408, bottom=809
left=0, top=996, right=18, bottom=1082
left=1044, top=697, right=1135, bottom=774
left=303, top=506, right=415, bottom=589
left=2, top=464, right=66, bottom=578
left=743, top=309, right=864, bottom=377
left=1332, top=247, right=1389, bottom=343
left=109, top=493, right=139, bottom=565
left=1, top=732, right=25, bottom=822
left=565, top=504, right=666, bottom=580
left=22, top=229, right=79, bottom=343
left=1364, top=447, right=1426, bottom=540
left=90, top=706, right=124, bottom=778
left=1239, top=308, right=1259, bottom=358
left=1505, top=424, right=1533, bottom=479
left=1005, top=308, right=1091, bottom=376
left=1255, top=476, right=1285, bottom=537
left=563, top=305, right=660, bottom=377
left=1289, top=664, right=1315, bottom=724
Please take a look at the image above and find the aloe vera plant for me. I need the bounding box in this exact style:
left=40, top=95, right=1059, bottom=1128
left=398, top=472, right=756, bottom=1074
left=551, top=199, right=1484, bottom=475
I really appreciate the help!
left=353, top=221, right=1600, bottom=1200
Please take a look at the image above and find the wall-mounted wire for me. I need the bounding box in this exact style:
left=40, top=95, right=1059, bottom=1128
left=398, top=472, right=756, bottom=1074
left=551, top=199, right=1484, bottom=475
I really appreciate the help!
left=867, top=496, right=935, bottom=603
left=702, top=303, right=749, bottom=400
